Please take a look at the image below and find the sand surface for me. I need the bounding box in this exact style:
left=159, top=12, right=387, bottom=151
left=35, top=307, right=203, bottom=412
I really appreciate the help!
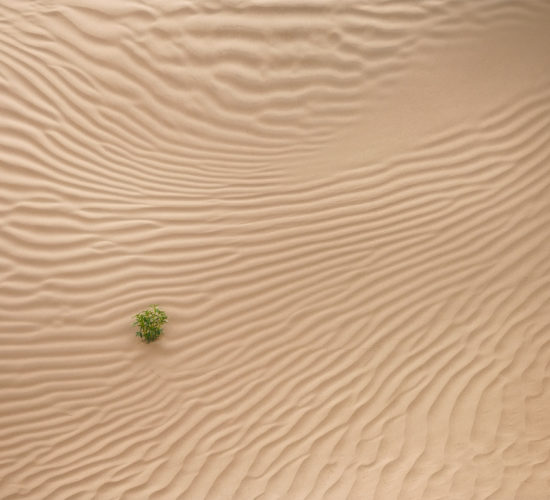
left=1, top=1, right=550, bottom=499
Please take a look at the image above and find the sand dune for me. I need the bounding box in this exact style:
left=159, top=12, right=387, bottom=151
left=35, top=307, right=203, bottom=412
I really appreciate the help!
left=1, top=1, right=550, bottom=499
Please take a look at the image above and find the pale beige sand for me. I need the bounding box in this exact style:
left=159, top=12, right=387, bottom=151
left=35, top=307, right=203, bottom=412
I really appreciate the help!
left=1, top=1, right=550, bottom=499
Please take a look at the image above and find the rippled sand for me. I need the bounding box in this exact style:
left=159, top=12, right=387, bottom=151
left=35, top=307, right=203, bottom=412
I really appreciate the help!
left=1, top=1, right=550, bottom=499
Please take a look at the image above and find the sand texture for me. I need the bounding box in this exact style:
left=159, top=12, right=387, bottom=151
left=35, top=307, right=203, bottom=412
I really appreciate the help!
left=1, top=1, right=550, bottom=499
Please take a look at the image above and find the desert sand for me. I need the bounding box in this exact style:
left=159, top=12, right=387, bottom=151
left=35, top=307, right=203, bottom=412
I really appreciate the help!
left=1, top=1, right=550, bottom=499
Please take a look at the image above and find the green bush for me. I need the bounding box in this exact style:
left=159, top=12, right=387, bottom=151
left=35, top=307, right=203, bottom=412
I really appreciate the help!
left=134, top=305, right=167, bottom=343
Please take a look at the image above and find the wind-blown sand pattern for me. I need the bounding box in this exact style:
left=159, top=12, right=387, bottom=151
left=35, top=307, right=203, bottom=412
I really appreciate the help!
left=1, top=1, right=550, bottom=498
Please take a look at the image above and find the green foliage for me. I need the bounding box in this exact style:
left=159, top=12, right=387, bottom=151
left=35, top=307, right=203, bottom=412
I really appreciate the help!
left=134, top=305, right=167, bottom=343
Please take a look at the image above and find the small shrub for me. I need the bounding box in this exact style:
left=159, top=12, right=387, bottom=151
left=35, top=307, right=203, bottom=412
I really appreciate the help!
left=134, top=305, right=167, bottom=343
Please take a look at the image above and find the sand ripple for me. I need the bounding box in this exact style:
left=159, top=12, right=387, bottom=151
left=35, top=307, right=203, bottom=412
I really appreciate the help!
left=1, top=1, right=550, bottom=499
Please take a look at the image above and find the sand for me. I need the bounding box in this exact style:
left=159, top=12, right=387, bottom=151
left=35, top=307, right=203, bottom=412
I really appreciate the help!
left=1, top=1, right=550, bottom=499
